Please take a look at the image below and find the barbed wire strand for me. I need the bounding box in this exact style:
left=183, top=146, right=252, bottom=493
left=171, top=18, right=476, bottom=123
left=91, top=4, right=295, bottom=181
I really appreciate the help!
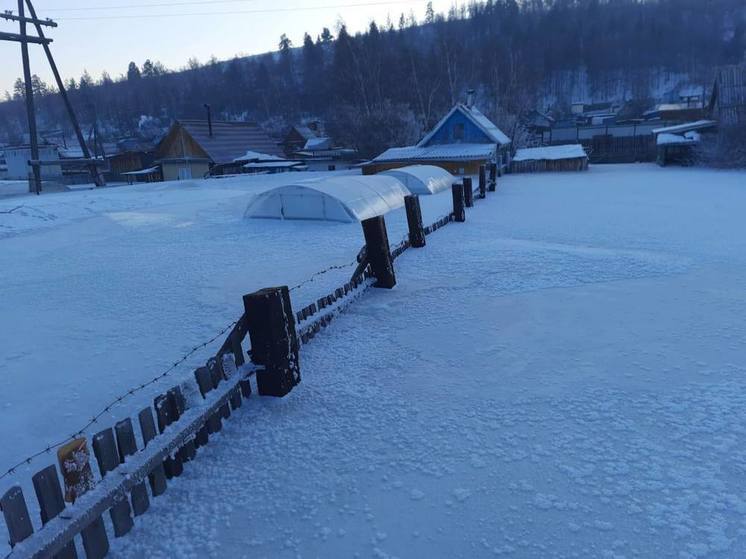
left=0, top=319, right=238, bottom=481
left=0, top=255, right=377, bottom=481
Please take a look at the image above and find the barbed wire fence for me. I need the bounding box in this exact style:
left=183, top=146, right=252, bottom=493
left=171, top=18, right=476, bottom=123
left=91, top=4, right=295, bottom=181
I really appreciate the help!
left=0, top=258, right=366, bottom=482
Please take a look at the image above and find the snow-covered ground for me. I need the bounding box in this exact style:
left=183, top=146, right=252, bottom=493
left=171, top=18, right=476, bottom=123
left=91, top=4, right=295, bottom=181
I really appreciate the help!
left=0, top=170, right=453, bottom=501
left=4, top=164, right=746, bottom=557
left=0, top=180, right=32, bottom=199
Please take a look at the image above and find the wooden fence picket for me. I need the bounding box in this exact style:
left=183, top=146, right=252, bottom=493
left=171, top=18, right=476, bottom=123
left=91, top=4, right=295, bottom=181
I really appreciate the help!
left=1, top=486, right=34, bottom=548
left=114, top=419, right=150, bottom=516
left=32, top=465, right=78, bottom=558
left=92, top=428, right=134, bottom=538
left=138, top=407, right=167, bottom=497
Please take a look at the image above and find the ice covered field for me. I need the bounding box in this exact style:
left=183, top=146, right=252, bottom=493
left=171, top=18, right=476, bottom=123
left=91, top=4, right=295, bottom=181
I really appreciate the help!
left=3, top=164, right=746, bottom=557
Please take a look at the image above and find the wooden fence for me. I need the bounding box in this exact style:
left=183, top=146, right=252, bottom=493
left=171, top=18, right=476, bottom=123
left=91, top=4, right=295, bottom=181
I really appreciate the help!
left=0, top=164, right=499, bottom=559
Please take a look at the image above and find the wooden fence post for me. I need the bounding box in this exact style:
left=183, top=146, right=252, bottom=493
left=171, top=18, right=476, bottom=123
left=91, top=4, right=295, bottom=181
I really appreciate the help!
left=404, top=195, right=426, bottom=248
left=479, top=165, right=487, bottom=199
left=244, top=286, right=301, bottom=397
left=463, top=177, right=474, bottom=208
left=452, top=182, right=465, bottom=222
left=489, top=163, right=497, bottom=192
left=361, top=215, right=396, bottom=288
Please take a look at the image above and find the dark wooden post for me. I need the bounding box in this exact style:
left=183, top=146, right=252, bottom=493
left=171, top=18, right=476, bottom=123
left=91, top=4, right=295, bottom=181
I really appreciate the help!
left=463, top=177, right=474, bottom=207
left=451, top=182, right=465, bottom=223
left=479, top=165, right=487, bottom=199
left=244, top=286, right=301, bottom=397
left=361, top=215, right=396, bottom=288
left=404, top=195, right=426, bottom=248
left=489, top=163, right=497, bottom=192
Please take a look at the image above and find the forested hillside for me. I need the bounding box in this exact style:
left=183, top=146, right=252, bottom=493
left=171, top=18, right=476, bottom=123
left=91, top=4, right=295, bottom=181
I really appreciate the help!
left=1, top=0, right=745, bottom=156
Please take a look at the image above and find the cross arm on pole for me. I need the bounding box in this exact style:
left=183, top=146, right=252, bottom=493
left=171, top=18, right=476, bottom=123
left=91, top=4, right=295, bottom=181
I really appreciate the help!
left=1, top=10, right=57, bottom=27
left=0, top=30, right=52, bottom=44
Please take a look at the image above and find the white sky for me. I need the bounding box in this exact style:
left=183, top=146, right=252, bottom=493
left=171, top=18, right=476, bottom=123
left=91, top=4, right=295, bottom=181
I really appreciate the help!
left=0, top=0, right=458, bottom=95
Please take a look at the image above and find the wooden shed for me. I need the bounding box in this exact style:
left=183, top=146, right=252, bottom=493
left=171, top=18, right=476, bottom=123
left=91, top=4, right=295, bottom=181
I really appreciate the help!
left=511, top=145, right=588, bottom=173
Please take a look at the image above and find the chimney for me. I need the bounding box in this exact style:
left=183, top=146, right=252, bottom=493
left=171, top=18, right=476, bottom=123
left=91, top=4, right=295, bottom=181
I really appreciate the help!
left=466, top=89, right=476, bottom=109
left=204, top=104, right=213, bottom=137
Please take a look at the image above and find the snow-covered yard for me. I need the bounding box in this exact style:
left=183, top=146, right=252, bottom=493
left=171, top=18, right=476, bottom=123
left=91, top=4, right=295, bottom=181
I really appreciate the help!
left=0, top=171, right=453, bottom=495
left=3, top=164, right=746, bottom=557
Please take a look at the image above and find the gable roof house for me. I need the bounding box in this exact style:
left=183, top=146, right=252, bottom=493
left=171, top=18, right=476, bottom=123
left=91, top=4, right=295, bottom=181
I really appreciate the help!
left=709, top=64, right=746, bottom=128
left=364, top=94, right=512, bottom=176
left=280, top=122, right=324, bottom=156
left=156, top=119, right=283, bottom=181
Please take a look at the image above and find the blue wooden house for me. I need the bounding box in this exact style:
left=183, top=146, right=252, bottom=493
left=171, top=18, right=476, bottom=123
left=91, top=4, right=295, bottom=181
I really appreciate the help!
left=365, top=98, right=512, bottom=176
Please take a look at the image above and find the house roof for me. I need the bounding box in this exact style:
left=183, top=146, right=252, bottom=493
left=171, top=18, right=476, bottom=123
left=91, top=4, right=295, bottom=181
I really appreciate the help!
left=304, top=137, right=333, bottom=151
left=178, top=119, right=282, bottom=164
left=513, top=145, right=587, bottom=162
left=372, top=143, right=496, bottom=163
left=417, top=104, right=511, bottom=147
left=657, top=133, right=699, bottom=146
left=652, top=120, right=717, bottom=135
left=293, top=125, right=319, bottom=141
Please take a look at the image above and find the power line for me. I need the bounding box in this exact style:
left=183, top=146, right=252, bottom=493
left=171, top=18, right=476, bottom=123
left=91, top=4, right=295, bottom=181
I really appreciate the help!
left=50, top=0, right=426, bottom=21
left=35, top=0, right=263, bottom=12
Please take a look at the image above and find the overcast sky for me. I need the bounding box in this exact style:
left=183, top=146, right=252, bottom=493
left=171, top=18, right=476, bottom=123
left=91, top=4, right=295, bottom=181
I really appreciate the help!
left=0, top=0, right=457, bottom=95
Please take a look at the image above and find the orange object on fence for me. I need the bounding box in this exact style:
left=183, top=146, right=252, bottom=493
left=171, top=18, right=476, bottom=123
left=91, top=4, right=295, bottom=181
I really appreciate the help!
left=57, top=437, right=95, bottom=503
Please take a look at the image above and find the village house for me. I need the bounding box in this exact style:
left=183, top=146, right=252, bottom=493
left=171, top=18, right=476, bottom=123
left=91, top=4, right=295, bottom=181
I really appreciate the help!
left=155, top=119, right=284, bottom=181
left=280, top=121, right=324, bottom=156
left=105, top=138, right=157, bottom=183
left=1, top=143, right=62, bottom=181
left=293, top=136, right=359, bottom=171
left=709, top=64, right=746, bottom=128
left=364, top=93, right=512, bottom=176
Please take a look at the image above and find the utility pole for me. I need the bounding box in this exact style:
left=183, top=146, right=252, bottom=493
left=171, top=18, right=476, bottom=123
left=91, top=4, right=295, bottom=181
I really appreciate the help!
left=0, top=1, right=105, bottom=192
left=17, top=0, right=42, bottom=195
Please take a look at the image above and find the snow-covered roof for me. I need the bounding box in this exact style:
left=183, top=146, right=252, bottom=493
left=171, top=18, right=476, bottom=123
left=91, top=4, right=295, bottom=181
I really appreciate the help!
left=656, top=133, right=699, bottom=146
left=513, top=144, right=587, bottom=162
left=122, top=166, right=160, bottom=176
left=243, top=161, right=304, bottom=169
left=244, top=175, right=410, bottom=223
left=652, top=120, right=717, bottom=135
left=380, top=165, right=454, bottom=195
left=233, top=150, right=285, bottom=162
left=304, top=137, right=332, bottom=151
left=58, top=147, right=84, bottom=159
left=417, top=104, right=511, bottom=147
left=373, top=144, right=496, bottom=163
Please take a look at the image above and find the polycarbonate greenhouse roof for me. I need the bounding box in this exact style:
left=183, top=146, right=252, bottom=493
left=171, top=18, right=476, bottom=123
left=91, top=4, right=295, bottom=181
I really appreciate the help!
left=244, top=175, right=411, bottom=223
left=380, top=165, right=455, bottom=195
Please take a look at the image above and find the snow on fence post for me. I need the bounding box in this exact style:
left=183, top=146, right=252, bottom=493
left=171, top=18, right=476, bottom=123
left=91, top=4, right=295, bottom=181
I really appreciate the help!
left=452, top=182, right=466, bottom=223
left=479, top=165, right=487, bottom=199
left=361, top=215, right=396, bottom=289
left=244, top=287, right=301, bottom=397
left=404, top=195, right=426, bottom=249
left=489, top=163, right=497, bottom=192
left=464, top=177, right=474, bottom=208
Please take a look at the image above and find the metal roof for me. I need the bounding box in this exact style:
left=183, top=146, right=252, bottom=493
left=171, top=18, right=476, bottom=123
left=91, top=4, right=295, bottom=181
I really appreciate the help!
left=178, top=120, right=283, bottom=164
left=652, top=120, right=718, bottom=135
left=373, top=143, right=496, bottom=163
